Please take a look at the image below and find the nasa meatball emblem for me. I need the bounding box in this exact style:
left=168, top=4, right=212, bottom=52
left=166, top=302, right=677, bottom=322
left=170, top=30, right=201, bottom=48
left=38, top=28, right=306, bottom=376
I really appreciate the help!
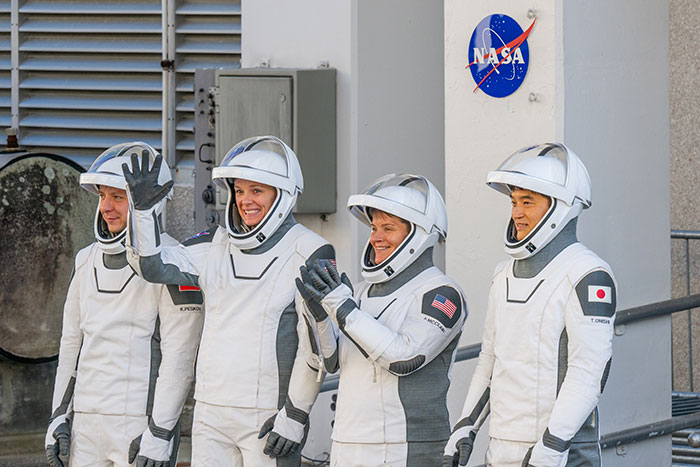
left=467, top=14, right=536, bottom=98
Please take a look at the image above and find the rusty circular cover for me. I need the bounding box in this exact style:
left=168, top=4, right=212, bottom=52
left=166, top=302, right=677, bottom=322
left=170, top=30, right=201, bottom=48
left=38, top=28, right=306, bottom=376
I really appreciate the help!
left=0, top=153, right=94, bottom=361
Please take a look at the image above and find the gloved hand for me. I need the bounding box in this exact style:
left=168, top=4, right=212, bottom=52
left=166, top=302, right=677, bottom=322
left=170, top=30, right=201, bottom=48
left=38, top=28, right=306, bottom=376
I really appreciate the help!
left=257, top=403, right=309, bottom=458
left=128, top=425, right=174, bottom=467
left=45, top=414, right=71, bottom=467
left=442, top=421, right=476, bottom=467
left=296, top=264, right=328, bottom=321
left=122, top=151, right=173, bottom=211
left=522, top=446, right=533, bottom=466
left=523, top=437, right=568, bottom=467
left=298, top=259, right=355, bottom=325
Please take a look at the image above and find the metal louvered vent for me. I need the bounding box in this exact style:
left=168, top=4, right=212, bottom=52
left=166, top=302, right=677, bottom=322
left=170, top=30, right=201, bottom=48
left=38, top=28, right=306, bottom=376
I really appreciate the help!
left=171, top=0, right=241, bottom=167
left=0, top=1, right=9, bottom=129
left=16, top=1, right=163, bottom=167
left=1, top=0, right=240, bottom=169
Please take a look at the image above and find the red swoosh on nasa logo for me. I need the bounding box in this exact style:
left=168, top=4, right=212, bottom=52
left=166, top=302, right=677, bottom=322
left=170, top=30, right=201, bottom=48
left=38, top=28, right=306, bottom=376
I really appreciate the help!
left=466, top=18, right=536, bottom=93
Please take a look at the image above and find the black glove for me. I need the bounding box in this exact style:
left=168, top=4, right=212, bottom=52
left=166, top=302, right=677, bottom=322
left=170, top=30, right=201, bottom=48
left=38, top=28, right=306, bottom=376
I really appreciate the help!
left=258, top=397, right=311, bottom=459
left=122, top=151, right=173, bottom=211
left=443, top=419, right=478, bottom=467
left=297, top=259, right=354, bottom=302
left=257, top=412, right=305, bottom=458
left=443, top=435, right=474, bottom=466
left=301, top=259, right=355, bottom=326
left=296, top=264, right=329, bottom=321
left=128, top=434, right=142, bottom=464
left=128, top=425, right=174, bottom=467
left=522, top=445, right=534, bottom=467
left=312, top=259, right=354, bottom=296
left=45, top=416, right=71, bottom=467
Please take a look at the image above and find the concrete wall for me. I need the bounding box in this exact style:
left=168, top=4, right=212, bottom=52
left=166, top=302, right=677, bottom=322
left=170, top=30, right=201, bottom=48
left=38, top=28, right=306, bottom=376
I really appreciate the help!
left=670, top=0, right=700, bottom=393
left=444, top=1, right=670, bottom=465
left=563, top=2, right=671, bottom=464
left=242, top=0, right=445, bottom=458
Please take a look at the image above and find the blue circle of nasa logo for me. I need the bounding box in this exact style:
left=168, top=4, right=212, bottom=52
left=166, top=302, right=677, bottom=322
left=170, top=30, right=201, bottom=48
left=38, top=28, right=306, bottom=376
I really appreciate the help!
left=467, top=14, right=535, bottom=98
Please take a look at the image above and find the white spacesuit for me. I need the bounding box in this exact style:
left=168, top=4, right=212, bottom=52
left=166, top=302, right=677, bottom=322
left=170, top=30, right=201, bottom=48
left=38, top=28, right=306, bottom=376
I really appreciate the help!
left=122, top=136, right=333, bottom=466
left=443, top=143, right=616, bottom=467
left=46, top=142, right=203, bottom=467
left=297, top=174, right=467, bottom=467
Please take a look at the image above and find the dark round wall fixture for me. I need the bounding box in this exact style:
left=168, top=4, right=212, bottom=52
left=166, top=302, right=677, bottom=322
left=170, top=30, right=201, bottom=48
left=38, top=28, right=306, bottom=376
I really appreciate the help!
left=0, top=152, right=94, bottom=362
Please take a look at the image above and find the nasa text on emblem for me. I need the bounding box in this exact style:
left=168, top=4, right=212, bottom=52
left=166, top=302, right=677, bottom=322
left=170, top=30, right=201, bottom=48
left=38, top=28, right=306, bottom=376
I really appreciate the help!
left=467, top=14, right=536, bottom=98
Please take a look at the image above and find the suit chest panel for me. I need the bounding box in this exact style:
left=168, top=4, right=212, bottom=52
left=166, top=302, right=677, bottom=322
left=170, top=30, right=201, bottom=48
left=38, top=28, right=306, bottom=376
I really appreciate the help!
left=493, top=264, right=571, bottom=359
left=203, top=238, right=296, bottom=321
left=358, top=290, right=411, bottom=331
left=80, top=253, right=159, bottom=334
left=92, top=255, right=137, bottom=294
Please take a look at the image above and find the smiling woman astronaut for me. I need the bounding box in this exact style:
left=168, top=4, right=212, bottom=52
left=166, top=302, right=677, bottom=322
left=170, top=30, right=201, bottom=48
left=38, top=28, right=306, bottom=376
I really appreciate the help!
left=122, top=136, right=335, bottom=467
left=297, top=173, right=468, bottom=466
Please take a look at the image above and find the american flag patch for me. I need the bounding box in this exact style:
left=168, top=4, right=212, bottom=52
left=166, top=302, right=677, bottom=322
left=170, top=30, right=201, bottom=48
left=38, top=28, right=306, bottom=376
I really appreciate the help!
left=193, top=230, right=209, bottom=238
left=431, top=294, right=456, bottom=318
left=179, top=285, right=200, bottom=292
left=329, top=259, right=337, bottom=268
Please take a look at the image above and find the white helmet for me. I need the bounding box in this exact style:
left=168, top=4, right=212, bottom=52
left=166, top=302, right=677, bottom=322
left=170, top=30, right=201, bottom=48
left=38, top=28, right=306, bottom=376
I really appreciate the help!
left=486, top=142, right=591, bottom=259
left=348, top=173, right=447, bottom=284
left=212, top=136, right=303, bottom=250
left=80, top=142, right=172, bottom=254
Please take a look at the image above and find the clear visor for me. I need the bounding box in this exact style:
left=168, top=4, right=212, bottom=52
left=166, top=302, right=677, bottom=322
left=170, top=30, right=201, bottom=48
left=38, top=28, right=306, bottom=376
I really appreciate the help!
left=495, top=143, right=570, bottom=187
left=360, top=173, right=429, bottom=216
left=80, top=142, right=159, bottom=194
left=220, top=136, right=290, bottom=178
left=87, top=142, right=159, bottom=175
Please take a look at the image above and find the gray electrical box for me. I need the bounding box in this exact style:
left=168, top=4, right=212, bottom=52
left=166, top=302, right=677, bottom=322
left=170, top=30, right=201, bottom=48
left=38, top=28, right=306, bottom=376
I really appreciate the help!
left=206, top=68, right=336, bottom=219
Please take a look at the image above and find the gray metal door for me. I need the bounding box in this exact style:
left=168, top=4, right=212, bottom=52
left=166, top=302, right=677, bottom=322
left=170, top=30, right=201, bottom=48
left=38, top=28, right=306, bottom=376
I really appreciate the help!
left=214, top=76, right=293, bottom=208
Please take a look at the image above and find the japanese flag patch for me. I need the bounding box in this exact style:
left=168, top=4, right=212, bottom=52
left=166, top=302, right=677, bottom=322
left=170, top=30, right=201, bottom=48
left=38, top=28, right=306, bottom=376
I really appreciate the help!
left=588, top=285, right=612, bottom=304
left=575, top=270, right=616, bottom=318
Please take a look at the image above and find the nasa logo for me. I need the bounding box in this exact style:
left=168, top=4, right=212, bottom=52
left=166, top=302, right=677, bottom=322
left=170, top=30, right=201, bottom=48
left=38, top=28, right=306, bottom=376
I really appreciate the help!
left=467, top=14, right=536, bottom=98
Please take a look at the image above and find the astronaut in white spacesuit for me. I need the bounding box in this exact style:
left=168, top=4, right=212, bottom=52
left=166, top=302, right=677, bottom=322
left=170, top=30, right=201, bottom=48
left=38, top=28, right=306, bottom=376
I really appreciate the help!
left=45, top=142, right=203, bottom=467
left=296, top=173, right=467, bottom=467
left=121, top=136, right=334, bottom=466
left=443, top=143, right=616, bottom=467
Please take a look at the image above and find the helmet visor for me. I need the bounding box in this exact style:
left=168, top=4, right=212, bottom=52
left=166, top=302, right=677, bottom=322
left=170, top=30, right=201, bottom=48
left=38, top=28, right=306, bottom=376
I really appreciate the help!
left=89, top=142, right=159, bottom=174
left=219, top=136, right=291, bottom=179
left=349, top=172, right=448, bottom=244
left=495, top=143, right=569, bottom=185
left=496, top=143, right=569, bottom=187
left=81, top=142, right=159, bottom=194
left=486, top=143, right=575, bottom=204
left=362, top=173, right=429, bottom=214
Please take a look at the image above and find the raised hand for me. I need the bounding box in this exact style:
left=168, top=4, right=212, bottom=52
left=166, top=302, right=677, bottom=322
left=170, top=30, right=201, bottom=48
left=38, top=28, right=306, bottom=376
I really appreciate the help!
left=296, top=264, right=328, bottom=322
left=122, top=151, right=173, bottom=211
